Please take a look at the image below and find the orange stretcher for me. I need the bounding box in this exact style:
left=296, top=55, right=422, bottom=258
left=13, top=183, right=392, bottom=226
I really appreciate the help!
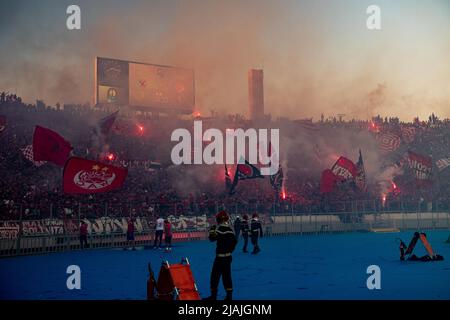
left=147, top=258, right=201, bottom=300
left=419, top=233, right=435, bottom=257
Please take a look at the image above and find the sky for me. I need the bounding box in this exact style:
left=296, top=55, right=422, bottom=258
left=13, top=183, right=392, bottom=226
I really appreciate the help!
left=0, top=0, right=449, bottom=121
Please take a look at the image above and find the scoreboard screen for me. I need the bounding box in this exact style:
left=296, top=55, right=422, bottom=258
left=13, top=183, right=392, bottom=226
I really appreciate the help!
left=95, top=57, right=194, bottom=113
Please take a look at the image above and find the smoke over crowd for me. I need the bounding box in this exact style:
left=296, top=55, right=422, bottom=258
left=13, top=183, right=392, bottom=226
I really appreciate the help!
left=1, top=0, right=449, bottom=120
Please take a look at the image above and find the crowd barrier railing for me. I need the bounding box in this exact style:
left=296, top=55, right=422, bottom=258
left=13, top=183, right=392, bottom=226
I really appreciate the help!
left=1, top=211, right=449, bottom=257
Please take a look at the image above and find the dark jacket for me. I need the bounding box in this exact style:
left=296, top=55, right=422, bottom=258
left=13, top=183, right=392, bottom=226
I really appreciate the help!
left=209, top=223, right=237, bottom=256
left=250, top=218, right=263, bottom=238
left=241, top=220, right=250, bottom=236
left=234, top=218, right=242, bottom=234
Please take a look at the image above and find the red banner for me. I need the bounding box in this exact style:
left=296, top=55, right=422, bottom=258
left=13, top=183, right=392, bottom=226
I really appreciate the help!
left=407, top=151, right=432, bottom=183
left=33, top=126, right=72, bottom=166
left=63, top=157, right=128, bottom=194
left=320, top=169, right=338, bottom=193
left=331, top=156, right=357, bottom=181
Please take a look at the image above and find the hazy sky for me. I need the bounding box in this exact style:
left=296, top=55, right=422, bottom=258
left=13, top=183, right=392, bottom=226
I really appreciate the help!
left=1, top=0, right=449, bottom=120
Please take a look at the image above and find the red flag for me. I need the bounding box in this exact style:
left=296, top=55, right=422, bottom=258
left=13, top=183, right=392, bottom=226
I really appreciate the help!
left=63, top=157, right=128, bottom=194
left=407, top=151, right=432, bottom=184
left=331, top=156, right=357, bottom=181
left=33, top=126, right=72, bottom=166
left=320, top=169, right=338, bottom=193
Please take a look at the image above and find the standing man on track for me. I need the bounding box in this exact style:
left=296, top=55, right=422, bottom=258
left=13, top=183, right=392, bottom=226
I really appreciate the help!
left=241, top=214, right=250, bottom=253
left=250, top=213, right=263, bottom=254
left=153, top=215, right=164, bottom=249
left=204, top=211, right=237, bottom=301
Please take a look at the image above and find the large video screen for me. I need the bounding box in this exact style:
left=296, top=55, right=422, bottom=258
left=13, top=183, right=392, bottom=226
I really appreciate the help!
left=95, top=57, right=194, bottom=113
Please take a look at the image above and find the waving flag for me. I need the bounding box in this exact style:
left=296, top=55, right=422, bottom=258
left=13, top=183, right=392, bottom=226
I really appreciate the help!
left=354, top=150, right=366, bottom=191
left=331, top=156, right=358, bottom=181
left=270, top=164, right=284, bottom=193
left=320, top=169, right=338, bottom=193
left=407, top=151, right=432, bottom=184
left=436, top=157, right=450, bottom=171
left=229, top=159, right=264, bottom=195
left=32, top=126, right=72, bottom=166
left=20, top=145, right=47, bottom=167
left=376, top=133, right=401, bottom=152
left=63, top=157, right=128, bottom=194
left=98, top=110, right=119, bottom=135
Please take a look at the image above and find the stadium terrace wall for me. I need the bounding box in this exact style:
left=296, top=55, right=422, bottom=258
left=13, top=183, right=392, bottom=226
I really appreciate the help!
left=1, top=212, right=449, bottom=257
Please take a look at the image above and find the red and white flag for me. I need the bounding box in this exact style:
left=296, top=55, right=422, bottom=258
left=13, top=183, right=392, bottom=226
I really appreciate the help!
left=20, top=145, right=47, bottom=167
left=63, top=157, right=128, bottom=194
left=407, top=151, right=432, bottom=182
left=331, top=156, right=358, bottom=181
left=33, top=126, right=73, bottom=166
left=376, top=133, right=401, bottom=152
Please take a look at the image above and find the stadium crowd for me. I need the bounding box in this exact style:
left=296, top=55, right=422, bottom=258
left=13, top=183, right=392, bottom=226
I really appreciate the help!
left=1, top=93, right=449, bottom=221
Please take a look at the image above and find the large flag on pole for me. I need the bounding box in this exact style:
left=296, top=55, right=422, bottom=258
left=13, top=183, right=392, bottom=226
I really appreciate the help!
left=406, top=151, right=432, bottom=184
left=354, top=150, right=367, bottom=191
left=331, top=156, right=358, bottom=181
left=32, top=126, right=72, bottom=166
left=229, top=159, right=264, bottom=195
left=270, top=164, right=283, bottom=193
left=63, top=157, right=128, bottom=194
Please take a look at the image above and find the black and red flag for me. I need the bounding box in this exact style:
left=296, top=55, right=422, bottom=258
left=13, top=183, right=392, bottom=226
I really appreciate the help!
left=63, top=157, right=128, bottom=194
left=32, top=126, right=72, bottom=166
left=229, top=159, right=264, bottom=195
left=354, top=150, right=367, bottom=191
left=270, top=164, right=283, bottom=194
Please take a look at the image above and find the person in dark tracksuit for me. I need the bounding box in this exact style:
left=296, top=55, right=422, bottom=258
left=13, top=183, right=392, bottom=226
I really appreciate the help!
left=250, top=213, right=263, bottom=254
left=204, top=211, right=237, bottom=301
left=241, top=214, right=250, bottom=253
left=233, top=216, right=241, bottom=241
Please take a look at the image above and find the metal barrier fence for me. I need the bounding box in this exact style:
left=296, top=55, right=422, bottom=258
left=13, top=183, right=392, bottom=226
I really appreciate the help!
left=1, top=199, right=449, bottom=221
left=1, top=211, right=449, bottom=258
